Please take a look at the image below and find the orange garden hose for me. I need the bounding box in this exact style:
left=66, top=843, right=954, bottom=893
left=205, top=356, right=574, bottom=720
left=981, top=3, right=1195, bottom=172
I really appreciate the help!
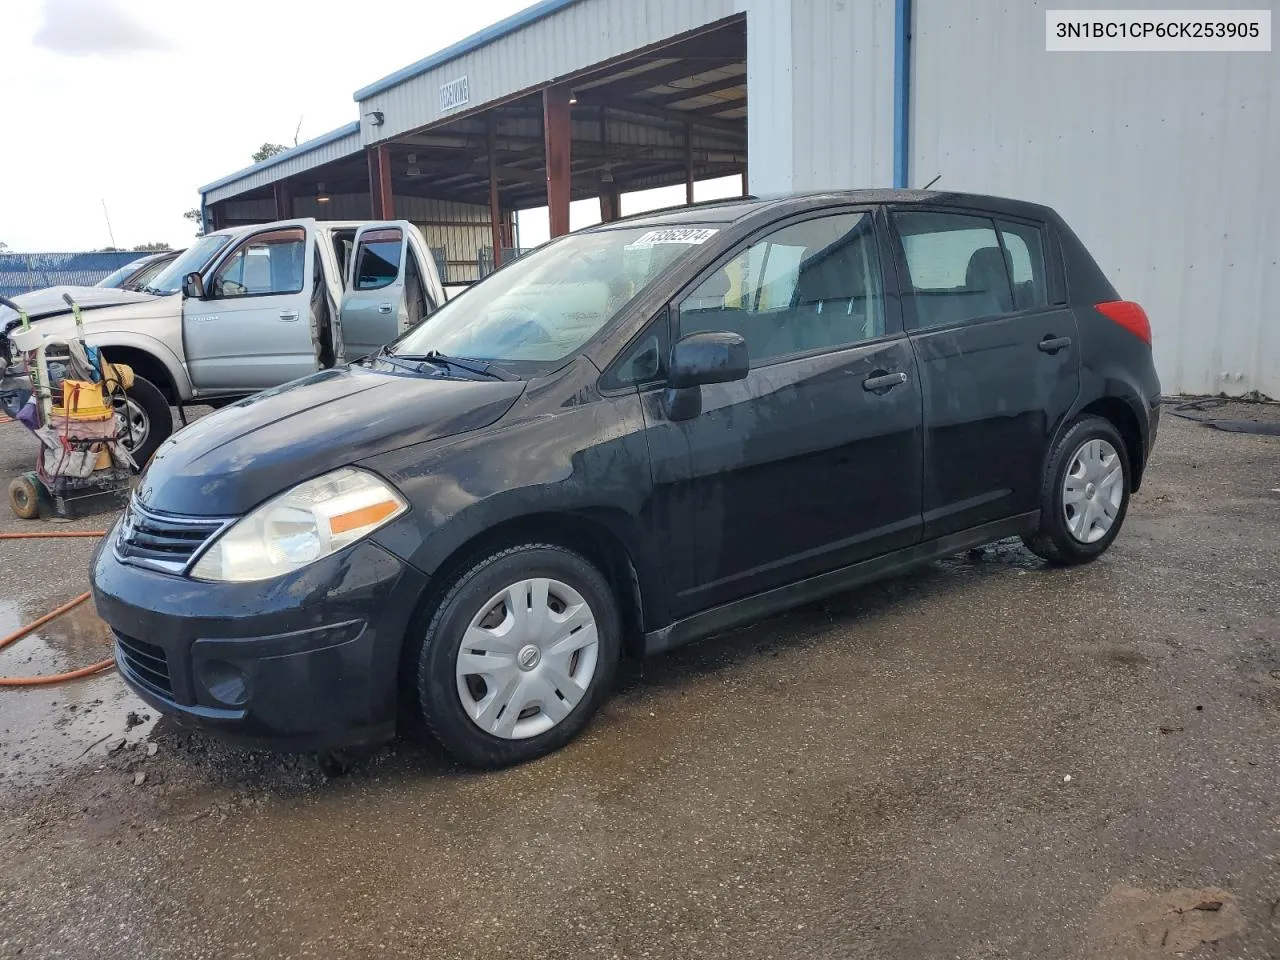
left=0, top=529, right=116, bottom=686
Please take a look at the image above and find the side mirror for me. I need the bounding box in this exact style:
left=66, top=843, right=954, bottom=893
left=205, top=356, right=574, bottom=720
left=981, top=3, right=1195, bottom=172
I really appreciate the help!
left=182, top=272, right=206, bottom=300
left=667, top=331, right=749, bottom=388
left=663, top=330, right=749, bottom=422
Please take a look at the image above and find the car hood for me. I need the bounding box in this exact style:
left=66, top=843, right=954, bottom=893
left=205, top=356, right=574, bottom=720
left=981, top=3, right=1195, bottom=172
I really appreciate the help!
left=0, top=286, right=158, bottom=326
left=136, top=365, right=526, bottom=516
left=7, top=295, right=181, bottom=348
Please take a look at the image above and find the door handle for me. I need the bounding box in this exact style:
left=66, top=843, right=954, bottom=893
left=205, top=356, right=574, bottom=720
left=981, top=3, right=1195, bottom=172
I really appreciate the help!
left=278, top=310, right=299, bottom=322
left=377, top=303, right=393, bottom=314
left=1038, top=335, right=1071, bottom=354
left=863, top=371, right=908, bottom=393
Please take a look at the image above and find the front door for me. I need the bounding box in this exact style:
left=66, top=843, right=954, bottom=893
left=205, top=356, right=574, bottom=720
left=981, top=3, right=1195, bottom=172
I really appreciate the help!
left=643, top=209, right=924, bottom=617
left=184, top=223, right=316, bottom=392
left=888, top=208, right=1080, bottom=538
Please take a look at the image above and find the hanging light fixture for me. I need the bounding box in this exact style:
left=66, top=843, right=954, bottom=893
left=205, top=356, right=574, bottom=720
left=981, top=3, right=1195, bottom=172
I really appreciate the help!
left=316, top=181, right=330, bottom=204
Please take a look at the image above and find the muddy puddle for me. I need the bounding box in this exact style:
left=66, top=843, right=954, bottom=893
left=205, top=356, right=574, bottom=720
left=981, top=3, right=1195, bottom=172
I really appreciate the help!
left=0, top=591, right=155, bottom=788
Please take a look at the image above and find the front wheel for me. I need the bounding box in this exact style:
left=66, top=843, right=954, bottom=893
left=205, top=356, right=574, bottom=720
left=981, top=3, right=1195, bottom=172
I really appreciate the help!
left=112, top=376, right=172, bottom=469
left=1022, top=415, right=1131, bottom=565
left=412, top=543, right=621, bottom=768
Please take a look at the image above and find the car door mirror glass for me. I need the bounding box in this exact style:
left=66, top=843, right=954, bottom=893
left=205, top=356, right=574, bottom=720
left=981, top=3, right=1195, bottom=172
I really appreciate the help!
left=182, top=272, right=205, bottom=300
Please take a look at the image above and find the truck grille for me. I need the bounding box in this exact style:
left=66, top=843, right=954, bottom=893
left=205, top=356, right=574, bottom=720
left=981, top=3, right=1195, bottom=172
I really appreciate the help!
left=114, top=498, right=230, bottom=574
left=113, top=630, right=173, bottom=699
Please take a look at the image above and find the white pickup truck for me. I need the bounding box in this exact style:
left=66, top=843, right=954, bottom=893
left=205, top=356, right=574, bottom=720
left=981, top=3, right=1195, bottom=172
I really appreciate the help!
left=0, top=218, right=445, bottom=462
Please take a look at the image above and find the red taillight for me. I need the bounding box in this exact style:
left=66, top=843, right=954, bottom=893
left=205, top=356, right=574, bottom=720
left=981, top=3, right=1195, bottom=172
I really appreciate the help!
left=1096, top=300, right=1151, bottom=345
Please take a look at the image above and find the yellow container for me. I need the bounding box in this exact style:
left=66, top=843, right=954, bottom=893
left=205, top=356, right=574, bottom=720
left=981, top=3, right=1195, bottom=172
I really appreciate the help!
left=52, top=380, right=112, bottom=419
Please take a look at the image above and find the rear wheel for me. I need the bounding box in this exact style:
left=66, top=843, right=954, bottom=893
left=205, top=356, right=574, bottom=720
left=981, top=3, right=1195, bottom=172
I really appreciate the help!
left=112, top=376, right=172, bottom=469
left=1023, top=415, right=1130, bottom=565
left=9, top=474, right=41, bottom=520
left=412, top=543, right=621, bottom=768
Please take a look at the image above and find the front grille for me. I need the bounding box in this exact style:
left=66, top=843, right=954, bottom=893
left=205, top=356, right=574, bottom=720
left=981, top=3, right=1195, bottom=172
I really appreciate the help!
left=115, top=498, right=229, bottom=574
left=114, top=630, right=173, bottom=699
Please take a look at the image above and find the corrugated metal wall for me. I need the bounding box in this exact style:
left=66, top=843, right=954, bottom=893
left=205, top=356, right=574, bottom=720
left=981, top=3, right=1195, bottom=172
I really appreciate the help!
left=911, top=0, right=1280, bottom=397
left=358, top=0, right=735, bottom=144
left=734, top=0, right=895, bottom=193
left=217, top=195, right=494, bottom=284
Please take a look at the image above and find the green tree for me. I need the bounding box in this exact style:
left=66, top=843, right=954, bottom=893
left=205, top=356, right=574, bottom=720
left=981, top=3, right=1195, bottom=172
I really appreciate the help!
left=252, top=142, right=289, bottom=163
left=182, top=208, right=205, bottom=238
left=132, top=242, right=172, bottom=252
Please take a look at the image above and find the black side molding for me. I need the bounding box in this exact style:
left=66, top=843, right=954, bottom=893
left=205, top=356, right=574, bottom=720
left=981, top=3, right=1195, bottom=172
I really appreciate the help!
left=643, top=512, right=1040, bottom=655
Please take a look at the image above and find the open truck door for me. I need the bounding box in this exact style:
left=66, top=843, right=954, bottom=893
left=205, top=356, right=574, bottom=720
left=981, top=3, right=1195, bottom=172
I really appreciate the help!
left=341, top=221, right=442, bottom=360
left=183, top=221, right=320, bottom=392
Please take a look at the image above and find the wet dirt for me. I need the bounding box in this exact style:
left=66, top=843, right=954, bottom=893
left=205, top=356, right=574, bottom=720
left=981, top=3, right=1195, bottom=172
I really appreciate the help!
left=0, top=412, right=1278, bottom=959
left=0, top=582, right=157, bottom=789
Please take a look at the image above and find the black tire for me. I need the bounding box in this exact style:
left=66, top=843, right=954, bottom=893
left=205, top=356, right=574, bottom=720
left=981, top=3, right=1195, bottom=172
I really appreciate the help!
left=411, top=543, right=621, bottom=768
left=116, top=375, right=172, bottom=469
left=1022, top=415, right=1131, bottom=565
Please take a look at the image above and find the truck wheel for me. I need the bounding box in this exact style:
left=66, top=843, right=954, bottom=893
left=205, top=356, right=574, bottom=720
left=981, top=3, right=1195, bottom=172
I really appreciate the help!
left=112, top=376, right=172, bottom=469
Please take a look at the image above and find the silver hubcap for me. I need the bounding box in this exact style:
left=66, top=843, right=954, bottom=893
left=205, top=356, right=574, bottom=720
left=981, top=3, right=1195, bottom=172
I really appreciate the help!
left=455, top=578, right=599, bottom=740
left=1063, top=438, right=1124, bottom=544
left=112, top=396, right=149, bottom=452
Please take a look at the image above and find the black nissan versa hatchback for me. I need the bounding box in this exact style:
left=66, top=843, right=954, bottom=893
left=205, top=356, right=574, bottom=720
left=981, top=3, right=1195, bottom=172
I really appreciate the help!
left=92, top=191, right=1160, bottom=768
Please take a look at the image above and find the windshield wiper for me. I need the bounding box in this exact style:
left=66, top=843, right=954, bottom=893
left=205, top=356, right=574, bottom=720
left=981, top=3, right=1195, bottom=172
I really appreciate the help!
left=389, top=350, right=514, bottom=381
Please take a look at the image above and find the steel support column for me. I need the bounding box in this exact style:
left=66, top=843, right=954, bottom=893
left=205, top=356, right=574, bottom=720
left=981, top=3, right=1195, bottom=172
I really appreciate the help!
left=368, top=144, right=394, bottom=219
left=487, top=117, right=503, bottom=270
left=599, top=180, right=621, bottom=222
left=685, top=121, right=695, bottom=205
left=273, top=181, right=293, bottom=220
left=543, top=84, right=572, bottom=238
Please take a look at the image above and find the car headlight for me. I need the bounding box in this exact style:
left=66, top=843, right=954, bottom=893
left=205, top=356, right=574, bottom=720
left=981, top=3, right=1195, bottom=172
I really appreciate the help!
left=190, top=467, right=407, bottom=582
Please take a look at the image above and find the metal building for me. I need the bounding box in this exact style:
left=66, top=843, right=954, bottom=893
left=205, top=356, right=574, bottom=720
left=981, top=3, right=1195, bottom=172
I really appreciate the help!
left=198, top=0, right=1279, bottom=396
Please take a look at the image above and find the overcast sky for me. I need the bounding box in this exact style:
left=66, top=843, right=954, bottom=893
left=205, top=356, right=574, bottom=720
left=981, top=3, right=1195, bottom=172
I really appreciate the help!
left=0, top=0, right=742, bottom=254
left=0, top=0, right=539, bottom=251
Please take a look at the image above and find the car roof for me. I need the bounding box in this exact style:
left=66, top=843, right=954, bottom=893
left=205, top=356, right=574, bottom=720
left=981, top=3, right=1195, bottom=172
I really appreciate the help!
left=587, top=190, right=1055, bottom=232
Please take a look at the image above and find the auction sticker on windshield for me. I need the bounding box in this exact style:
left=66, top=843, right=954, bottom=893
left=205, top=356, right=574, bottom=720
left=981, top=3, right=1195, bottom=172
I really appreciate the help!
left=626, top=228, right=719, bottom=248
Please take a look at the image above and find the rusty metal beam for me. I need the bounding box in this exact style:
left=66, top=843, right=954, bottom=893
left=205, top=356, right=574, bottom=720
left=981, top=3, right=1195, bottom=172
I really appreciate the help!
left=543, top=84, right=572, bottom=238
left=367, top=144, right=394, bottom=219
left=487, top=116, right=502, bottom=270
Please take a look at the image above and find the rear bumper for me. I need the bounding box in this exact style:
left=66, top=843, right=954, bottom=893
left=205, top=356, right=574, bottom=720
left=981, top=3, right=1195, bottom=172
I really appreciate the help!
left=91, top=535, right=428, bottom=751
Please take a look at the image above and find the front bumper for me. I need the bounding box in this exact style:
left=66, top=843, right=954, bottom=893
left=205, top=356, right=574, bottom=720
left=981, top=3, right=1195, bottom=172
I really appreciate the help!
left=91, top=534, right=429, bottom=751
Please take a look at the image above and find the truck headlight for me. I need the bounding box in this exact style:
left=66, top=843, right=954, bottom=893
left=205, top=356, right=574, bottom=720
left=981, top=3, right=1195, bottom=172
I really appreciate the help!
left=190, top=467, right=407, bottom=582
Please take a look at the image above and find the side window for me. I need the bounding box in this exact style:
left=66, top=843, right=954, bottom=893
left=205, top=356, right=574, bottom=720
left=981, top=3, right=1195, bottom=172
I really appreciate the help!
left=210, top=228, right=305, bottom=299
left=603, top=310, right=669, bottom=390
left=996, top=219, right=1049, bottom=310
left=676, top=211, right=885, bottom=365
left=893, top=212, right=1013, bottom=328
left=353, top=229, right=403, bottom=290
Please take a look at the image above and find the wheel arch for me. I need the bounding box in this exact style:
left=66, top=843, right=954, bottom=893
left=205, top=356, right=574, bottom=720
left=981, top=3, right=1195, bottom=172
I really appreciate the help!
left=400, top=509, right=652, bottom=667
left=1077, top=396, right=1147, bottom=491
left=95, top=339, right=186, bottom=405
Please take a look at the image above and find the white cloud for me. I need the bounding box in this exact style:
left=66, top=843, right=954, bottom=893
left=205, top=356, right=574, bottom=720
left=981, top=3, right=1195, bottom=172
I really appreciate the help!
left=33, top=0, right=170, bottom=57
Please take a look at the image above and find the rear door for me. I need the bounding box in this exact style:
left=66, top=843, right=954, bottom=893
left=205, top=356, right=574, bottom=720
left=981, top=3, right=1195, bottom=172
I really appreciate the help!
left=183, top=222, right=317, bottom=391
left=341, top=221, right=433, bottom=359
left=888, top=207, right=1079, bottom=539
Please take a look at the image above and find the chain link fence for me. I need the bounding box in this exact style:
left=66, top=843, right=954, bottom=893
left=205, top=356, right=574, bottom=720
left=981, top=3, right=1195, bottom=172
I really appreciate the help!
left=0, top=252, right=147, bottom=299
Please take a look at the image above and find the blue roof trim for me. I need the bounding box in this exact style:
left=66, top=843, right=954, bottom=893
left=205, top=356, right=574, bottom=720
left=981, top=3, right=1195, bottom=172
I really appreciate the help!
left=198, top=121, right=363, bottom=195
left=352, top=0, right=580, bottom=102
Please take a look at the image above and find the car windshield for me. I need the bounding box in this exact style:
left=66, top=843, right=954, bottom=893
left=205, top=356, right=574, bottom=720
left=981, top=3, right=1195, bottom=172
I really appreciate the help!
left=392, top=224, right=724, bottom=368
left=147, top=234, right=232, bottom=294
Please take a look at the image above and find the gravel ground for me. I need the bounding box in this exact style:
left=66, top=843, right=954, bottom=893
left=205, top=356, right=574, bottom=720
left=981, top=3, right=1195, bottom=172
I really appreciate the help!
left=0, top=405, right=1277, bottom=959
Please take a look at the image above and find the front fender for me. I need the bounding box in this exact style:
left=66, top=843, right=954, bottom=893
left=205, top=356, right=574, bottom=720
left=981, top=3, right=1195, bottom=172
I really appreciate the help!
left=86, top=331, right=192, bottom=400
